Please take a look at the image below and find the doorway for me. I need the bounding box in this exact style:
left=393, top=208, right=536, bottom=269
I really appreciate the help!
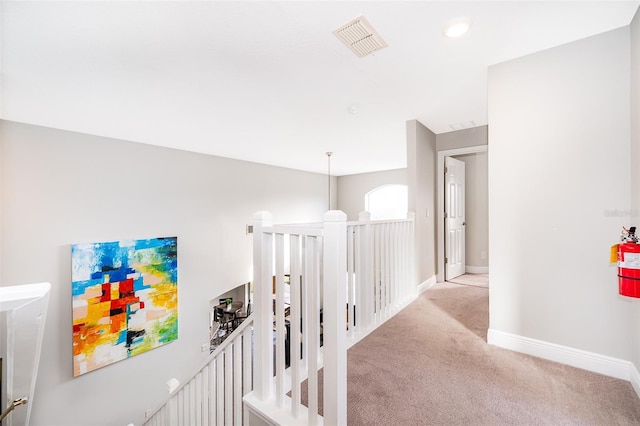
left=444, top=156, right=466, bottom=280
left=437, top=145, right=488, bottom=283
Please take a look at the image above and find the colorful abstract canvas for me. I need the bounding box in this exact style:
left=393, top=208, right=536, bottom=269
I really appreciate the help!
left=72, top=237, right=178, bottom=376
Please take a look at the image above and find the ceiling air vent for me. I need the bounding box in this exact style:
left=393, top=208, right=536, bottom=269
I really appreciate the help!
left=449, top=121, right=476, bottom=131
left=333, top=15, right=388, bottom=58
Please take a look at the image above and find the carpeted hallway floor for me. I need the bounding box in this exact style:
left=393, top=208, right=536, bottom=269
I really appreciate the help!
left=345, top=280, right=640, bottom=425
left=427, top=279, right=489, bottom=341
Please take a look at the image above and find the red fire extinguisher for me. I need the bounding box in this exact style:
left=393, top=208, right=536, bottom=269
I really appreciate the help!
left=617, top=226, right=640, bottom=298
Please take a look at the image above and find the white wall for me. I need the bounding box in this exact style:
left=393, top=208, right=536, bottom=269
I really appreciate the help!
left=630, top=8, right=640, bottom=370
left=0, top=120, right=329, bottom=426
left=436, top=126, right=487, bottom=152
left=0, top=5, right=4, bottom=405
left=407, top=119, right=436, bottom=283
left=488, top=28, right=632, bottom=359
left=336, top=168, right=407, bottom=221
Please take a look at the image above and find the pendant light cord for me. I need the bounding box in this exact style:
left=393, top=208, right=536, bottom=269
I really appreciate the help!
left=326, top=152, right=333, bottom=211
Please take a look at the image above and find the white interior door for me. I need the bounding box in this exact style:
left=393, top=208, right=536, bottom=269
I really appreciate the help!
left=445, top=156, right=466, bottom=280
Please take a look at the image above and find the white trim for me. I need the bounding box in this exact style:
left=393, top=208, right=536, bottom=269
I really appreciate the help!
left=346, top=291, right=420, bottom=349
left=465, top=266, right=489, bottom=274
left=0, top=282, right=51, bottom=312
left=631, top=363, right=640, bottom=399
left=417, top=275, right=437, bottom=294
left=487, top=328, right=632, bottom=381
left=437, top=145, right=488, bottom=283
left=1, top=282, right=51, bottom=426
left=244, top=393, right=321, bottom=426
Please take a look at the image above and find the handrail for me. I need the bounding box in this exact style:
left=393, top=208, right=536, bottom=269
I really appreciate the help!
left=177, top=312, right=254, bottom=395
left=347, top=216, right=415, bottom=226
left=263, top=225, right=324, bottom=237
left=344, top=212, right=417, bottom=345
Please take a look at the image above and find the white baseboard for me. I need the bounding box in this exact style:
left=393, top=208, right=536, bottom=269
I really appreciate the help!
left=417, top=275, right=437, bottom=294
left=465, top=266, right=489, bottom=274
left=631, top=363, right=640, bottom=399
left=487, top=328, right=632, bottom=381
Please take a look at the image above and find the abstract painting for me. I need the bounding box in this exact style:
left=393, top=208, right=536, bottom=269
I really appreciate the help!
left=72, top=237, right=178, bottom=376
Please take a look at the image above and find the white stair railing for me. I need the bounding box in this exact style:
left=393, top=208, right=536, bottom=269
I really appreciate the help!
left=140, top=210, right=415, bottom=426
left=244, top=210, right=415, bottom=426
left=346, top=212, right=417, bottom=344
left=244, top=210, right=347, bottom=426
left=143, top=315, right=254, bottom=426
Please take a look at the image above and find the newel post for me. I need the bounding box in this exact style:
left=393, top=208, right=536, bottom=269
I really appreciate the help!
left=322, top=210, right=347, bottom=426
left=252, top=211, right=273, bottom=401
left=359, top=211, right=373, bottom=330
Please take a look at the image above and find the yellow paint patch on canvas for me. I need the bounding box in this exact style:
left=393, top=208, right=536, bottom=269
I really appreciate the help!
left=85, top=301, right=112, bottom=324
left=149, top=282, right=177, bottom=310
left=129, top=337, right=154, bottom=357
left=111, top=282, right=120, bottom=299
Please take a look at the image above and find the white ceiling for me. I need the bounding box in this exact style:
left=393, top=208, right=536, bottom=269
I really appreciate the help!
left=1, top=1, right=638, bottom=176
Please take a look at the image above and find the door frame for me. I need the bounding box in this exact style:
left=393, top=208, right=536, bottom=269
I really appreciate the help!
left=437, top=145, right=487, bottom=283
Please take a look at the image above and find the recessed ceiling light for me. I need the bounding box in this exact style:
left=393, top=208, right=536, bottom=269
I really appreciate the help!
left=443, top=17, right=472, bottom=38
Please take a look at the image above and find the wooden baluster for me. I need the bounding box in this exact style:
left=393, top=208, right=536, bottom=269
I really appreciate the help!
left=290, top=234, right=302, bottom=418
left=275, top=233, right=286, bottom=407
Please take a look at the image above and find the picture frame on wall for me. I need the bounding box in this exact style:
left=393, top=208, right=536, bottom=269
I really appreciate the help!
left=71, top=237, right=178, bottom=376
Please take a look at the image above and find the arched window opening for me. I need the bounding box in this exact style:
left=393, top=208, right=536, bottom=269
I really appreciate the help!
left=365, top=184, right=408, bottom=220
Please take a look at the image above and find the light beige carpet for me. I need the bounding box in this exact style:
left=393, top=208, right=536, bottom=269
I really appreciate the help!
left=345, top=284, right=640, bottom=425
left=447, top=273, right=489, bottom=288
left=427, top=281, right=489, bottom=341
left=301, top=281, right=640, bottom=425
